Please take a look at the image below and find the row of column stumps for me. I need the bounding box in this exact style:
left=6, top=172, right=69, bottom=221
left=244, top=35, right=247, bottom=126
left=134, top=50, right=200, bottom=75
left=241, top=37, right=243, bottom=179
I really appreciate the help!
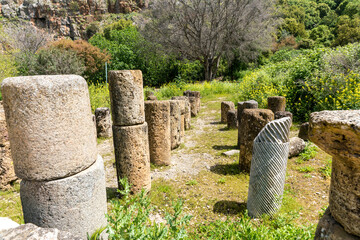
left=1, top=75, right=107, bottom=238
left=109, top=70, right=151, bottom=193
left=309, top=110, right=360, bottom=239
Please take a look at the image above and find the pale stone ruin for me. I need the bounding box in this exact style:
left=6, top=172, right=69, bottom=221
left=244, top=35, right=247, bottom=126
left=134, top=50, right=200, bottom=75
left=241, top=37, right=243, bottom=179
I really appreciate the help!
left=221, top=101, right=235, bottom=123
left=309, top=110, right=360, bottom=239
left=147, top=91, right=158, bottom=101
left=247, top=117, right=291, bottom=218
left=275, top=111, right=293, bottom=122
left=184, top=90, right=201, bottom=117
left=237, top=100, right=258, bottom=147
left=169, top=100, right=182, bottom=149
left=1, top=75, right=107, bottom=238
left=109, top=70, right=151, bottom=193
left=299, top=122, right=309, bottom=141
left=239, top=109, right=274, bottom=172
left=288, top=137, right=306, bottom=158
left=95, top=107, right=112, bottom=138
left=172, top=96, right=191, bottom=130
left=267, top=96, right=286, bottom=113
left=227, top=110, right=238, bottom=129
left=145, top=101, right=171, bottom=166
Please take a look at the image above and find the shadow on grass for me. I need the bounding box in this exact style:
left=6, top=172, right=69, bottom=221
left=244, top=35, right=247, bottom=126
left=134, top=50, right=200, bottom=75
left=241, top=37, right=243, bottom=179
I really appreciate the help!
left=213, top=201, right=247, bottom=215
left=210, top=163, right=240, bottom=175
left=212, top=145, right=237, bottom=150
left=106, top=187, right=120, bottom=200
left=218, top=127, right=230, bottom=131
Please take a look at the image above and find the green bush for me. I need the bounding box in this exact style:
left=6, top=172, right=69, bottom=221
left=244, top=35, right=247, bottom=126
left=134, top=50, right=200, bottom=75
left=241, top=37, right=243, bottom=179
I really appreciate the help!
left=88, top=83, right=110, bottom=113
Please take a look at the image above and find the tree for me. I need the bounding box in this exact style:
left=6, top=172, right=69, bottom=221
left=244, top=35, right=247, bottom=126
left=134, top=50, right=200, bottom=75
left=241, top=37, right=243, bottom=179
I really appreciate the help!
left=143, top=0, right=278, bottom=80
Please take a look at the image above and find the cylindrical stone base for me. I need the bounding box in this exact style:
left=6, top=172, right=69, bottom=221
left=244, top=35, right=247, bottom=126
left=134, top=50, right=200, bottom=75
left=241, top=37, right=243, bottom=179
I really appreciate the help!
left=1, top=75, right=97, bottom=181
left=189, top=97, right=198, bottom=117
left=237, top=100, right=258, bottom=147
left=171, top=96, right=191, bottom=130
left=267, top=96, right=286, bottom=113
left=112, top=123, right=151, bottom=193
left=239, top=109, right=274, bottom=172
left=227, top=110, right=238, bottom=129
left=329, top=156, right=360, bottom=236
left=109, top=70, right=145, bottom=126
left=145, top=101, right=171, bottom=166
left=95, top=107, right=112, bottom=138
left=20, top=155, right=107, bottom=239
left=221, top=101, right=235, bottom=123
left=170, top=100, right=182, bottom=149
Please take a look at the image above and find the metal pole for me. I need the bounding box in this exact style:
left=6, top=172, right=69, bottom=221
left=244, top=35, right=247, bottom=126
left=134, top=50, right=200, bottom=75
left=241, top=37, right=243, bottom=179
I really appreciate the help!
left=105, top=62, right=108, bottom=84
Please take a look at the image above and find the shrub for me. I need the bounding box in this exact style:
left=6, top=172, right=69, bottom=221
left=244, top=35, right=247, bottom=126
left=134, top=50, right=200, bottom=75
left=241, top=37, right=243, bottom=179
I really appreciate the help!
left=88, top=83, right=110, bottom=113
left=51, top=39, right=110, bottom=83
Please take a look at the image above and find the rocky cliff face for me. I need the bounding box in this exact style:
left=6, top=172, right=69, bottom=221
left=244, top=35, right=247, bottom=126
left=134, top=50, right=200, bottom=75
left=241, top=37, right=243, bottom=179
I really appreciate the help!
left=0, top=0, right=148, bottom=39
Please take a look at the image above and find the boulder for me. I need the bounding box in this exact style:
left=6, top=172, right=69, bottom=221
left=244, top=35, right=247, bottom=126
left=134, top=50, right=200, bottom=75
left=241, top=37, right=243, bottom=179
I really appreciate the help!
left=288, top=137, right=306, bottom=158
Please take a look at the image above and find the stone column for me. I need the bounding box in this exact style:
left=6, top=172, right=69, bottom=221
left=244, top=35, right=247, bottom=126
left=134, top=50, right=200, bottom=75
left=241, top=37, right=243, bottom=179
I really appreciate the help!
left=1, top=75, right=107, bottom=238
left=221, top=101, right=235, bottom=123
left=109, top=70, right=150, bottom=193
left=95, top=107, right=112, bottom=138
left=169, top=100, right=182, bottom=149
left=237, top=100, right=258, bottom=147
left=172, top=96, right=191, bottom=130
left=309, top=110, right=360, bottom=238
left=239, top=109, right=274, bottom=172
left=267, top=96, right=286, bottom=114
left=184, top=91, right=201, bottom=116
left=247, top=117, right=291, bottom=218
left=227, top=110, right=238, bottom=129
left=145, top=101, right=171, bottom=166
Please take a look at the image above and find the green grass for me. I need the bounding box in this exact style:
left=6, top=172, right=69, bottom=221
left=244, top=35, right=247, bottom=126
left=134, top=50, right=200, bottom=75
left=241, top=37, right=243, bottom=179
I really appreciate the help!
left=319, top=159, right=332, bottom=179
left=298, top=166, right=316, bottom=173
left=186, top=180, right=198, bottom=186
left=0, top=183, right=23, bottom=224
left=296, top=142, right=318, bottom=164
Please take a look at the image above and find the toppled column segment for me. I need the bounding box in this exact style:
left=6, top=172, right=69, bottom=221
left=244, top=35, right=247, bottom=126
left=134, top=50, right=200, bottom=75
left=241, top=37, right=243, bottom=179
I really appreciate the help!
left=95, top=107, right=112, bottom=138
left=247, top=117, right=291, bottom=218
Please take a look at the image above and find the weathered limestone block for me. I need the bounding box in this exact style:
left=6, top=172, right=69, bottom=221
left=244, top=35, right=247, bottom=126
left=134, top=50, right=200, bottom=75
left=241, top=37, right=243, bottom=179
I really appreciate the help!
left=147, top=95, right=158, bottom=101
left=0, top=217, right=19, bottom=231
left=267, top=96, right=286, bottom=113
left=239, top=109, right=274, bottom=172
left=189, top=97, right=198, bottom=117
left=0, top=223, right=81, bottom=240
left=288, top=137, right=306, bottom=158
left=227, top=110, right=238, bottom=129
left=109, top=70, right=145, bottom=126
left=221, top=101, right=235, bottom=123
left=237, top=100, right=258, bottom=147
left=1, top=75, right=97, bottom=181
left=95, top=107, right=112, bottom=138
left=275, top=111, right=293, bottom=123
left=169, top=100, right=182, bottom=149
left=315, top=208, right=360, bottom=240
left=145, top=101, right=171, bottom=166
left=112, top=123, right=151, bottom=193
left=172, top=96, right=191, bottom=130
left=171, top=97, right=186, bottom=138
left=299, top=122, right=309, bottom=141
left=309, top=110, right=360, bottom=236
left=184, top=91, right=201, bottom=114
left=247, top=117, right=291, bottom=218
left=20, top=155, right=107, bottom=239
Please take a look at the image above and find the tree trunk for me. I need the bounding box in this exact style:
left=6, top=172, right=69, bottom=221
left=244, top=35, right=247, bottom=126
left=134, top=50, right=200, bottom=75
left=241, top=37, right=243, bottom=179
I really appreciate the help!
left=204, top=58, right=213, bottom=81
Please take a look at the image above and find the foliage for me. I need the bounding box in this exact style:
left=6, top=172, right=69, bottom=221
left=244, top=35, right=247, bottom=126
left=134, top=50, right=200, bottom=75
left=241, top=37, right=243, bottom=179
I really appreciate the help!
left=15, top=47, right=85, bottom=76
left=90, top=19, right=199, bottom=86
left=297, top=165, right=315, bottom=173
left=51, top=39, right=110, bottom=83
left=144, top=0, right=278, bottom=80
left=297, top=142, right=318, bottom=163
left=106, top=178, right=192, bottom=240
left=190, top=212, right=315, bottom=239
left=88, top=83, right=111, bottom=113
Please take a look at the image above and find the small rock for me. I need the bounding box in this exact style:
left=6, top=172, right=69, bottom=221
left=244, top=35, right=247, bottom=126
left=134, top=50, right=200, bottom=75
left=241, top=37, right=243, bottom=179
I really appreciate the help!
left=288, top=137, right=306, bottom=158
left=222, top=150, right=240, bottom=156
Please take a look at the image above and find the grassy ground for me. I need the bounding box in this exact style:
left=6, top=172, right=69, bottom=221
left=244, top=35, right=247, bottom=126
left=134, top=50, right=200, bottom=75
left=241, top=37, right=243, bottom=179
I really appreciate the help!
left=0, top=92, right=331, bottom=238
